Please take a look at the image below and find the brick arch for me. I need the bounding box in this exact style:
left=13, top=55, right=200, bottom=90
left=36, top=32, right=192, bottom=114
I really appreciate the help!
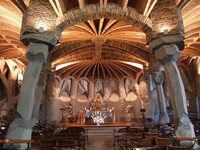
left=56, top=3, right=152, bottom=38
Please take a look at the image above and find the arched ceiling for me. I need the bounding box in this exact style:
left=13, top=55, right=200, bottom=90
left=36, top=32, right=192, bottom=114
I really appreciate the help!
left=0, top=0, right=199, bottom=81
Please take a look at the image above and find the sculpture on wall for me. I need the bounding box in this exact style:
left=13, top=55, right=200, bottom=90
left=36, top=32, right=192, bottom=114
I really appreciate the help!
left=96, top=95, right=101, bottom=109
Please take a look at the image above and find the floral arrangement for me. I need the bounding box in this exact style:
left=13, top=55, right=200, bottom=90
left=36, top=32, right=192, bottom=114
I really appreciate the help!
left=91, top=111, right=107, bottom=125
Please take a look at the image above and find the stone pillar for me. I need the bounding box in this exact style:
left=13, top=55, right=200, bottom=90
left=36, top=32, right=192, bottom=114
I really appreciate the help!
left=5, top=43, right=49, bottom=149
left=155, top=44, right=195, bottom=138
left=153, top=65, right=169, bottom=124
left=103, top=81, right=110, bottom=101
left=193, top=58, right=200, bottom=119
left=70, top=79, right=77, bottom=117
left=32, top=61, right=50, bottom=124
left=119, top=79, right=126, bottom=100
left=88, top=81, right=94, bottom=101
left=118, top=79, right=126, bottom=121
left=140, top=67, right=152, bottom=119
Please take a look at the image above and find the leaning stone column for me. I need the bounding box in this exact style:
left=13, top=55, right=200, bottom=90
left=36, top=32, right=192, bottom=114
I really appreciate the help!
left=5, top=43, right=49, bottom=149
left=5, top=0, right=61, bottom=148
left=193, top=58, right=200, bottom=119
left=155, top=44, right=195, bottom=138
left=32, top=61, right=50, bottom=124
left=153, top=65, right=169, bottom=124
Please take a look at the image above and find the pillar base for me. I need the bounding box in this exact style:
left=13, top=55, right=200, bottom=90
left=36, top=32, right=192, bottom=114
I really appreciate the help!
left=175, top=114, right=196, bottom=148
left=5, top=118, right=32, bottom=150
left=160, top=113, right=169, bottom=124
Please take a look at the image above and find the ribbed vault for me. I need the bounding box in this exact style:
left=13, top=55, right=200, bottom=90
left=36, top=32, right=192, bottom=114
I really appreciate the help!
left=55, top=60, right=142, bottom=80
left=0, top=0, right=199, bottom=82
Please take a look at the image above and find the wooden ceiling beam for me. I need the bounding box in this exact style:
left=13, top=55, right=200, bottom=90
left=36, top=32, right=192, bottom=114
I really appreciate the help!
left=55, top=0, right=66, bottom=16
left=100, top=0, right=103, bottom=6
left=99, top=62, right=106, bottom=80
left=84, top=62, right=95, bottom=78
left=143, top=0, right=151, bottom=16
left=122, top=0, right=129, bottom=10
left=49, top=0, right=60, bottom=16
left=87, top=20, right=98, bottom=35
left=146, top=0, right=157, bottom=17
left=104, top=0, right=107, bottom=6
left=104, top=62, right=119, bottom=79
left=98, top=18, right=104, bottom=35
left=101, top=19, right=117, bottom=35
left=102, top=62, right=113, bottom=79
left=78, top=0, right=85, bottom=9
left=92, top=63, right=97, bottom=81
left=10, top=0, right=26, bottom=14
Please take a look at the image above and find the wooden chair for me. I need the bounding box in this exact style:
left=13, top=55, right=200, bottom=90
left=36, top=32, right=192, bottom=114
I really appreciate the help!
left=32, top=132, right=44, bottom=145
left=66, top=132, right=86, bottom=150
left=113, top=127, right=127, bottom=146
left=138, top=138, right=156, bottom=147
left=40, top=139, right=57, bottom=150
left=66, top=127, right=89, bottom=144
left=125, top=134, right=144, bottom=149
left=160, top=126, right=175, bottom=138
left=155, top=138, right=173, bottom=148
left=166, top=145, right=187, bottom=150
left=138, top=147, right=164, bottom=150
left=52, top=132, right=66, bottom=140
left=57, top=139, right=76, bottom=150
left=145, top=133, right=159, bottom=139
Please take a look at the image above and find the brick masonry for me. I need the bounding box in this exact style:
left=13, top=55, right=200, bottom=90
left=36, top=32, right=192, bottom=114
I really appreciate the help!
left=20, top=0, right=62, bottom=46
left=56, top=3, right=153, bottom=40
left=20, top=1, right=184, bottom=50
left=150, top=0, right=184, bottom=41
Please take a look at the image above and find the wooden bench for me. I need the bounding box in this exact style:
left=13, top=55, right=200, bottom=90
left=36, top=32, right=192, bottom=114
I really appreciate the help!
left=0, top=139, right=34, bottom=149
left=172, top=137, right=200, bottom=148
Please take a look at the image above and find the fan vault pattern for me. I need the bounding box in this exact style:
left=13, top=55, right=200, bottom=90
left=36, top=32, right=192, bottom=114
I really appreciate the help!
left=0, top=0, right=199, bottom=81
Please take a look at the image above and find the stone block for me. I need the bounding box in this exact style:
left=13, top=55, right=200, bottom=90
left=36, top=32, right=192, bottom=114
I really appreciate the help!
left=155, top=44, right=180, bottom=64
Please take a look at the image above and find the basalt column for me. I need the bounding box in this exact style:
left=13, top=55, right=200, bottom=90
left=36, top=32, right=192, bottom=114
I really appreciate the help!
left=153, top=65, right=169, bottom=124
left=5, top=43, right=49, bottom=149
left=5, top=0, right=61, bottom=149
left=148, top=0, right=195, bottom=141
left=32, top=60, right=51, bottom=125
left=155, top=44, right=195, bottom=139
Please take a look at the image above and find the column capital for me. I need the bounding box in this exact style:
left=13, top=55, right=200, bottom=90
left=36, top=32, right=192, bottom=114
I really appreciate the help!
left=21, top=33, right=60, bottom=51
left=26, top=42, right=49, bottom=63
left=149, top=34, right=185, bottom=52
left=155, top=44, right=180, bottom=65
left=20, top=0, right=61, bottom=50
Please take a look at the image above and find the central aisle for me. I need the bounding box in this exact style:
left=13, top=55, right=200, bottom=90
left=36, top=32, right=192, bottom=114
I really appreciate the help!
left=86, top=135, right=120, bottom=150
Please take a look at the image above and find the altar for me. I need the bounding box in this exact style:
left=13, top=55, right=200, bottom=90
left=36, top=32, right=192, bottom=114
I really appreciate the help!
left=84, top=110, right=115, bottom=123
left=83, top=95, right=115, bottom=124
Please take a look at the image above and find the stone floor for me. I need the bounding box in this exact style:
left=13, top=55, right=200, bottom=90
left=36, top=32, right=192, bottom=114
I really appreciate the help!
left=31, top=135, right=121, bottom=150
left=85, top=135, right=120, bottom=150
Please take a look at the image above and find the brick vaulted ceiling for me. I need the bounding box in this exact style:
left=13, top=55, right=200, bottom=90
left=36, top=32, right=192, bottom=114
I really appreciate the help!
left=0, top=0, right=200, bottom=81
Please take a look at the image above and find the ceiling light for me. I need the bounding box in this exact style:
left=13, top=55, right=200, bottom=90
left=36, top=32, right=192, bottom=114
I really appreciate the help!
left=39, top=26, right=44, bottom=33
left=163, top=29, right=169, bottom=35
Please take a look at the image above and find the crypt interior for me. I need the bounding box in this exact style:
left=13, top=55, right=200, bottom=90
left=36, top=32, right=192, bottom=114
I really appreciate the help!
left=0, top=0, right=200, bottom=149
